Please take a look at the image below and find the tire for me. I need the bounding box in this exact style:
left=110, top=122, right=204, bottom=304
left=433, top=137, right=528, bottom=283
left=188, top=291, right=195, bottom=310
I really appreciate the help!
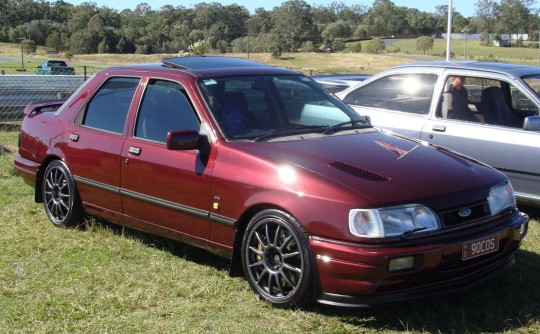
left=241, top=209, right=315, bottom=308
left=42, top=160, right=85, bottom=227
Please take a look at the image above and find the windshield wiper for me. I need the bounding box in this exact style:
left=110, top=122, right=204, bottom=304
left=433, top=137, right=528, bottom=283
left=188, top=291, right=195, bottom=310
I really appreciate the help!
left=322, top=120, right=370, bottom=135
left=400, top=227, right=427, bottom=240
left=253, top=125, right=328, bottom=142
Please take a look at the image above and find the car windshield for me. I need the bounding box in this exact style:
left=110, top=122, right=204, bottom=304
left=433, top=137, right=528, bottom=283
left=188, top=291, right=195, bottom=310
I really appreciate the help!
left=198, top=74, right=369, bottom=140
left=522, top=74, right=540, bottom=97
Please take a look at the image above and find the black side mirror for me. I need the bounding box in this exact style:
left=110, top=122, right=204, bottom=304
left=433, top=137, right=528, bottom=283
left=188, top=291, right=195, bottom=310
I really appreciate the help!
left=523, top=116, right=540, bottom=131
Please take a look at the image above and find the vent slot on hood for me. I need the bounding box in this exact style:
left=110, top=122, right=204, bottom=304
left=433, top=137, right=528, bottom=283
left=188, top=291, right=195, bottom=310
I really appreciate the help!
left=329, top=162, right=389, bottom=182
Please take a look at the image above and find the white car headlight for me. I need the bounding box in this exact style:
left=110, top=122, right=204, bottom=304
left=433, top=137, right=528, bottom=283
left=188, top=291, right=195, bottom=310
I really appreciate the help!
left=349, top=205, right=441, bottom=238
left=488, top=182, right=516, bottom=215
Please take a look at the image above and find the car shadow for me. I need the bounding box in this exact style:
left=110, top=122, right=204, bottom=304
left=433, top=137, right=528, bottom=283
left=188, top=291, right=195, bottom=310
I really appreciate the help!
left=309, top=247, right=540, bottom=332
left=86, top=217, right=539, bottom=332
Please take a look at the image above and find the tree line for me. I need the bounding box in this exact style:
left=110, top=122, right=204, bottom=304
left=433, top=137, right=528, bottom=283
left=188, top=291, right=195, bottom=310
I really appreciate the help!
left=0, top=0, right=538, bottom=56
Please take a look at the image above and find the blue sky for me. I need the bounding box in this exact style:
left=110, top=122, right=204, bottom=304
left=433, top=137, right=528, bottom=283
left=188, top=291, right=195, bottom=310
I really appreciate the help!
left=66, top=0, right=476, bottom=17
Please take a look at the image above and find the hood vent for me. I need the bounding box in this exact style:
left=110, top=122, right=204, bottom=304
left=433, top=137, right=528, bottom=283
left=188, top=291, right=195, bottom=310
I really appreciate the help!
left=329, top=162, right=389, bottom=182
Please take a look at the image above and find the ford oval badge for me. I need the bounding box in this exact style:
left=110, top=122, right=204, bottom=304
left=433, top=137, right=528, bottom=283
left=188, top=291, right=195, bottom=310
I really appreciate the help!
left=459, top=208, right=472, bottom=217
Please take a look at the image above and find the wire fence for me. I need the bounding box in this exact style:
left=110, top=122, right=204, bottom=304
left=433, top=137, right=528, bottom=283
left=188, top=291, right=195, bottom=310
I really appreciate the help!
left=0, top=75, right=85, bottom=132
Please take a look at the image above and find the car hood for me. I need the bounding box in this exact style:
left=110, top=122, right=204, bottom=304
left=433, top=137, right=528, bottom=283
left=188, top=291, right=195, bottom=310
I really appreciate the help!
left=229, top=130, right=506, bottom=210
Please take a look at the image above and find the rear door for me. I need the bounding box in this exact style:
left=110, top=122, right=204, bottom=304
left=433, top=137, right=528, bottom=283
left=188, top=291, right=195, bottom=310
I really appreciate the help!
left=64, top=76, right=140, bottom=213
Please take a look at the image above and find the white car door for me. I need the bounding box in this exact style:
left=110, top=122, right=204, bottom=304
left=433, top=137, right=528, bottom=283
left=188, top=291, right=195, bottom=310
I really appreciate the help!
left=420, top=73, right=540, bottom=205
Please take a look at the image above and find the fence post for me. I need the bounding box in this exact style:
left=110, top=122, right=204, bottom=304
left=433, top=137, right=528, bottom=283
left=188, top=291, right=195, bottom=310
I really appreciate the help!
left=84, top=66, right=87, bottom=81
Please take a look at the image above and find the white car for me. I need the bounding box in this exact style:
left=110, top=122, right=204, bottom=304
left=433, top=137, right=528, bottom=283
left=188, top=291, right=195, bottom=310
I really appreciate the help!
left=338, top=61, right=540, bottom=207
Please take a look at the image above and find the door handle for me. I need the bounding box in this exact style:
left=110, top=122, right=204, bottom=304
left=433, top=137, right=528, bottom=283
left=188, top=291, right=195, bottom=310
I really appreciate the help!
left=69, top=133, right=79, bottom=142
left=128, top=147, right=141, bottom=155
left=432, top=125, right=446, bottom=132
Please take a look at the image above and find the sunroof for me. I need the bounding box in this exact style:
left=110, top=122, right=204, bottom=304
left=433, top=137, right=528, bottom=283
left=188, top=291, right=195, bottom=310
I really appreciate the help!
left=162, top=56, right=270, bottom=69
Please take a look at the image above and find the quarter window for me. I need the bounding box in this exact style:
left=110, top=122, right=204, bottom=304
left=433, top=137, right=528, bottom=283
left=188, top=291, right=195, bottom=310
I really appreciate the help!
left=343, top=73, right=437, bottom=115
left=82, top=77, right=139, bottom=134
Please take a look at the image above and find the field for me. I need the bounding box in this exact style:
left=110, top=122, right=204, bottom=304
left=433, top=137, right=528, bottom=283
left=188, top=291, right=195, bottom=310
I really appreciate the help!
left=1, top=130, right=540, bottom=333
left=2, top=38, right=539, bottom=76
left=1, top=40, right=540, bottom=332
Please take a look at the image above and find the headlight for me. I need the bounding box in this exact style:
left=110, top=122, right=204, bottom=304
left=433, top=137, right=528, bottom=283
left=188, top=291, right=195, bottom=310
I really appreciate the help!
left=349, top=205, right=441, bottom=238
left=488, top=182, right=516, bottom=215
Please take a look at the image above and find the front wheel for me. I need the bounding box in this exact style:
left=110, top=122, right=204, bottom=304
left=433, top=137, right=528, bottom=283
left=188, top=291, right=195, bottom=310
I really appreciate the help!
left=42, top=160, right=85, bottom=227
left=241, top=209, right=315, bottom=308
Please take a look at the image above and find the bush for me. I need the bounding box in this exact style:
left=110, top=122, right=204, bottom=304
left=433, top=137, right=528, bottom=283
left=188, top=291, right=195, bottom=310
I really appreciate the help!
left=364, top=37, right=385, bottom=54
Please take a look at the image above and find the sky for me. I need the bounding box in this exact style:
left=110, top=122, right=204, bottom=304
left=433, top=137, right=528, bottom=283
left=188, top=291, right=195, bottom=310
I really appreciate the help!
left=65, top=0, right=476, bottom=17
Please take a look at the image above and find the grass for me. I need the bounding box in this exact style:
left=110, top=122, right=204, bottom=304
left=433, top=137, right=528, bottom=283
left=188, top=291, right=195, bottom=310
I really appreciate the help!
left=1, top=130, right=539, bottom=333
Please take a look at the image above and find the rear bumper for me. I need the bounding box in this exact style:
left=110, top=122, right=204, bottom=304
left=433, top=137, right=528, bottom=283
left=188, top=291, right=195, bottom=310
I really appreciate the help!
left=310, top=211, right=529, bottom=307
left=14, top=154, right=40, bottom=189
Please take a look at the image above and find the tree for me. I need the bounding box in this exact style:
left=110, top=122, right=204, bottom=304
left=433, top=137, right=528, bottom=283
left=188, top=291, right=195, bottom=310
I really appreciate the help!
left=416, top=36, right=434, bottom=54
left=498, top=0, right=535, bottom=46
left=271, top=0, right=318, bottom=52
left=365, top=37, right=385, bottom=53
left=475, top=0, right=500, bottom=45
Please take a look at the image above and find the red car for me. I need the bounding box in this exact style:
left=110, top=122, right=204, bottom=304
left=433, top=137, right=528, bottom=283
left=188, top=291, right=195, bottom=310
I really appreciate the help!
left=15, top=57, right=528, bottom=308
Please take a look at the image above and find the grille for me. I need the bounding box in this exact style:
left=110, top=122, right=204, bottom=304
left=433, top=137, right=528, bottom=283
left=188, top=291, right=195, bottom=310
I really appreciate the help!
left=440, top=201, right=491, bottom=227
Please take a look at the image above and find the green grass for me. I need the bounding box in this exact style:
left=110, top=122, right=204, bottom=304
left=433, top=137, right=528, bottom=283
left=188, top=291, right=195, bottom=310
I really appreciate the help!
left=1, top=130, right=539, bottom=333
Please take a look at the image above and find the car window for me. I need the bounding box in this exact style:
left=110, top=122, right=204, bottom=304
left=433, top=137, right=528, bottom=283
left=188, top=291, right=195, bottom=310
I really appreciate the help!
left=438, top=76, right=536, bottom=128
left=82, top=77, right=140, bottom=134
left=135, top=79, right=200, bottom=143
left=343, top=73, right=437, bottom=115
left=198, top=74, right=359, bottom=139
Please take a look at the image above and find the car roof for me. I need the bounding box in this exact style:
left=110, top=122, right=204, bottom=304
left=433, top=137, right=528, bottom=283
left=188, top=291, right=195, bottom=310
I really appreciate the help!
left=113, top=56, right=297, bottom=77
left=393, top=60, right=540, bottom=78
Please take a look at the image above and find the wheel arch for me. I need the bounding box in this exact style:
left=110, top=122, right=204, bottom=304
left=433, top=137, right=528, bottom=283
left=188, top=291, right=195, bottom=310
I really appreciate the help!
left=34, top=155, right=64, bottom=203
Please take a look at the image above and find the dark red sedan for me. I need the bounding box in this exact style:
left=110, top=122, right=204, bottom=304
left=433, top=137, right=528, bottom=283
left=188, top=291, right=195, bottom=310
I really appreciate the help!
left=15, top=57, right=528, bottom=307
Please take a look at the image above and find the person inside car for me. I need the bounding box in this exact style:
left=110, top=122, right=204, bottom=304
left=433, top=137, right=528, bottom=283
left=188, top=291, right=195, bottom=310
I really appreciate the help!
left=442, top=76, right=483, bottom=122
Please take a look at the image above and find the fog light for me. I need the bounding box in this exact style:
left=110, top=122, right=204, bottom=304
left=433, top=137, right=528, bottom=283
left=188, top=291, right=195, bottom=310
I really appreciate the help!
left=388, top=256, right=415, bottom=272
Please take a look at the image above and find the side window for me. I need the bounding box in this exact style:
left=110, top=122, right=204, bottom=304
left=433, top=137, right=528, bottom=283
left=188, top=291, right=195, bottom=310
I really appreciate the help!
left=82, top=77, right=139, bottom=134
left=440, top=76, right=531, bottom=128
left=135, top=79, right=200, bottom=143
left=343, top=73, right=437, bottom=115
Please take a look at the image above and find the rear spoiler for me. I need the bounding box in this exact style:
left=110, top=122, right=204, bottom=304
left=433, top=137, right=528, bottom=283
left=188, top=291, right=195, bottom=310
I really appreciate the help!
left=23, top=99, right=67, bottom=117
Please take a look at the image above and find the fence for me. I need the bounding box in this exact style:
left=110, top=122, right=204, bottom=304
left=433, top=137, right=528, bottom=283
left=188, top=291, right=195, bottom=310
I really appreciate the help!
left=0, top=75, right=85, bottom=131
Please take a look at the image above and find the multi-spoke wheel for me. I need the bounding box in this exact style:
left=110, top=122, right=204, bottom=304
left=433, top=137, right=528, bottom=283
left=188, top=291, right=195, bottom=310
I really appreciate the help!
left=42, top=160, right=84, bottom=227
left=241, top=209, right=314, bottom=307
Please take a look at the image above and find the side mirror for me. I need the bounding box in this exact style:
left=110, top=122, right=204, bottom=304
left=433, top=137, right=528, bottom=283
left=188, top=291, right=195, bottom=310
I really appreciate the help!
left=362, top=115, right=372, bottom=125
left=166, top=130, right=200, bottom=151
left=523, top=116, right=540, bottom=131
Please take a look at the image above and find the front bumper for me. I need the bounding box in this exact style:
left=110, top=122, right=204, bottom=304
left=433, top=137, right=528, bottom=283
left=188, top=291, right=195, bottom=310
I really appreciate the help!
left=310, top=211, right=529, bottom=307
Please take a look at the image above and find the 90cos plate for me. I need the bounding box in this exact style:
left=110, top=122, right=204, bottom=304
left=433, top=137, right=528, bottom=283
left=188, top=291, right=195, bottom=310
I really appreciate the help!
left=462, top=235, right=500, bottom=260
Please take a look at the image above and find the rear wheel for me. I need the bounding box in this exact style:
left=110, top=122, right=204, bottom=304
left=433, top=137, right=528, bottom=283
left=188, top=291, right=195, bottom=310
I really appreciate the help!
left=42, top=160, right=84, bottom=227
left=241, top=209, right=314, bottom=307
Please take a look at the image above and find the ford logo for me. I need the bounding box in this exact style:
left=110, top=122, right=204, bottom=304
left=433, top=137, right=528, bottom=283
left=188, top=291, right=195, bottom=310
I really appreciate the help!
left=459, top=208, right=472, bottom=217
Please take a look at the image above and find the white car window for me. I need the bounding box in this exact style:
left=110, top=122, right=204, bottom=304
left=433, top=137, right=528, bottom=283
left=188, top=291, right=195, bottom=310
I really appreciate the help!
left=343, top=73, right=437, bottom=115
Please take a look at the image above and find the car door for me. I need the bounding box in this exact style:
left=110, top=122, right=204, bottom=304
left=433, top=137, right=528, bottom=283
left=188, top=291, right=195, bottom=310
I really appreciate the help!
left=341, top=71, right=440, bottom=138
left=64, top=76, right=140, bottom=213
left=420, top=72, right=540, bottom=204
left=121, top=78, right=212, bottom=239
